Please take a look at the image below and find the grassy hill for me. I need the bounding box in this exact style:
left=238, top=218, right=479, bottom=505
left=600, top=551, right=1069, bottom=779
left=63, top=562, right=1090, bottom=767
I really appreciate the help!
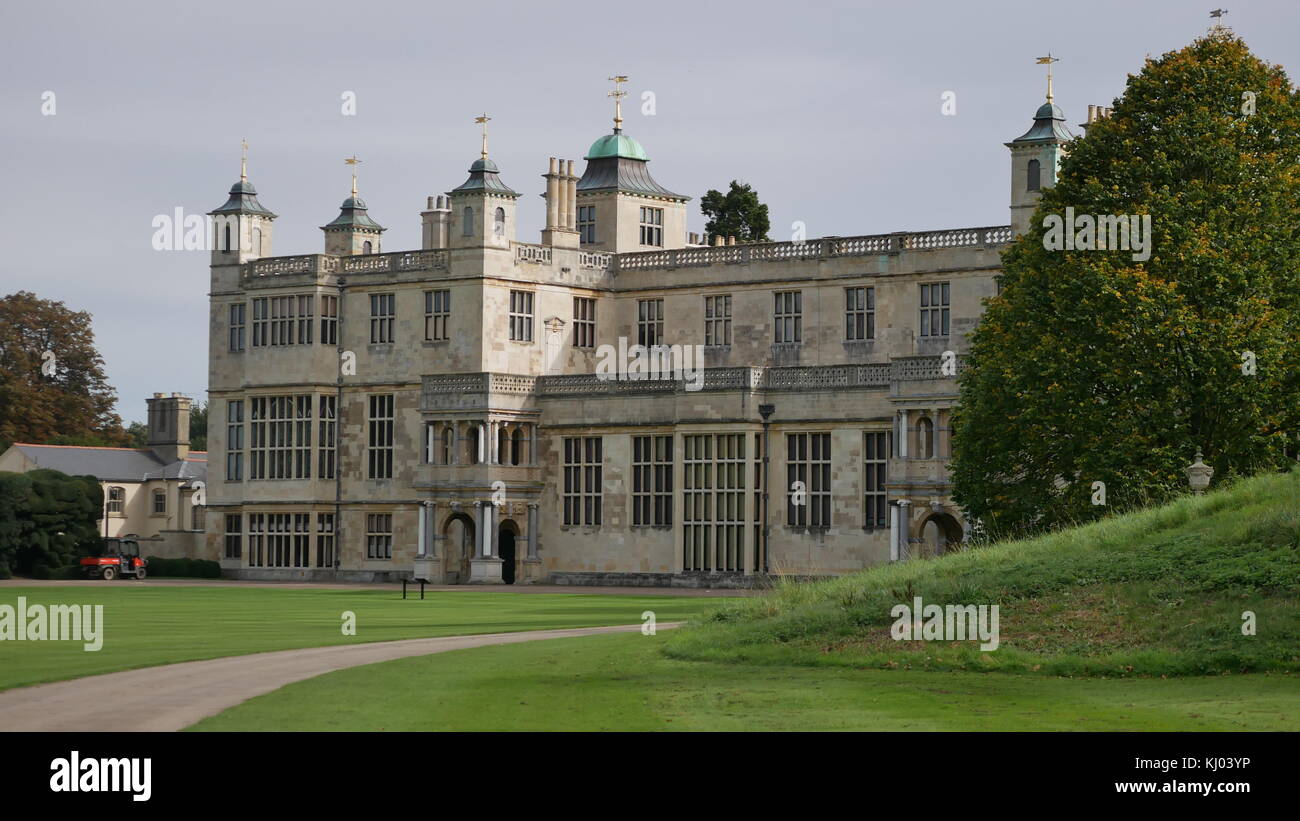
left=663, top=469, right=1300, bottom=677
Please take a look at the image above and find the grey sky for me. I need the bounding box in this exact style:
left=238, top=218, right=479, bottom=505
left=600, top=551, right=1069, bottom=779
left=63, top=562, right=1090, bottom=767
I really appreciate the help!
left=2, top=0, right=1296, bottom=426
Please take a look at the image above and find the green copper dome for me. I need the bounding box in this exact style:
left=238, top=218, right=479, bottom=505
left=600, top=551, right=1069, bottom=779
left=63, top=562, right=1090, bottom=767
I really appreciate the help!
left=585, top=133, right=648, bottom=161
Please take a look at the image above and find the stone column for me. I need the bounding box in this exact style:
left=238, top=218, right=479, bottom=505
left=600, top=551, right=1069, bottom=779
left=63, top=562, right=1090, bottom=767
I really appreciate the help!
left=526, top=502, right=539, bottom=559
left=417, top=501, right=427, bottom=557
left=889, top=503, right=899, bottom=562
left=897, top=500, right=911, bottom=561
left=424, top=501, right=437, bottom=557
left=478, top=422, right=487, bottom=465
left=897, top=410, right=909, bottom=459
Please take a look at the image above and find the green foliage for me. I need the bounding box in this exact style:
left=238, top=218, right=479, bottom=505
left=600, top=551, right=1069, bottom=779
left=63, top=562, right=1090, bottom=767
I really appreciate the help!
left=0, top=468, right=103, bottom=575
left=952, top=31, right=1300, bottom=533
left=0, top=291, right=128, bottom=447
left=124, top=422, right=148, bottom=448
left=144, top=556, right=221, bottom=578
left=188, top=402, right=208, bottom=452
left=700, top=180, right=771, bottom=243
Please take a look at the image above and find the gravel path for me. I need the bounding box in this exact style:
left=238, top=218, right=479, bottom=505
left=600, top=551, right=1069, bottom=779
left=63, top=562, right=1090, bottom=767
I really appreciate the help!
left=0, top=623, right=676, bottom=732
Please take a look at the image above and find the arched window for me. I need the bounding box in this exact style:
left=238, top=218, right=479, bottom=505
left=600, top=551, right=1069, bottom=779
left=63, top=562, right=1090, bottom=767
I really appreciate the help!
left=493, top=207, right=505, bottom=238
left=511, top=428, right=523, bottom=466
left=462, top=206, right=474, bottom=236
left=497, top=426, right=509, bottom=464
left=363, top=240, right=373, bottom=254
left=252, top=227, right=262, bottom=255
left=1027, top=159, right=1041, bottom=192
left=224, top=224, right=232, bottom=253
left=441, top=427, right=454, bottom=465
left=107, top=486, right=124, bottom=514
left=917, top=417, right=935, bottom=459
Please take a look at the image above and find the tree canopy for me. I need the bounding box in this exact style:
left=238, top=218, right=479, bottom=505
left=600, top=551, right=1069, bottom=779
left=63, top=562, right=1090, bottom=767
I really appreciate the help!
left=701, top=180, right=771, bottom=243
left=0, top=291, right=126, bottom=450
left=952, top=30, right=1300, bottom=536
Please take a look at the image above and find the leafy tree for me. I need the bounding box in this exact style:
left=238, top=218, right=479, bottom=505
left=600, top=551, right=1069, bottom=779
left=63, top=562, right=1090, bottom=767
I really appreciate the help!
left=189, top=401, right=208, bottom=452
left=0, top=469, right=102, bottom=577
left=701, top=180, right=771, bottom=243
left=952, top=30, right=1300, bottom=536
left=125, top=421, right=148, bottom=448
left=0, top=291, right=127, bottom=448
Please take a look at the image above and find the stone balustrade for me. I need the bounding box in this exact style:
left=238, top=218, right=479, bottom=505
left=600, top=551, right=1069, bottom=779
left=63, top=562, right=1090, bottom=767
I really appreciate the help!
left=415, top=358, right=960, bottom=406
left=243, top=250, right=449, bottom=279
left=613, top=226, right=1013, bottom=272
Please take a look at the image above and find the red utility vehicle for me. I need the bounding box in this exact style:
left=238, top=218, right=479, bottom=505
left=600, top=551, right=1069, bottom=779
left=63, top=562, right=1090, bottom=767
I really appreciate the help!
left=81, top=536, right=147, bottom=580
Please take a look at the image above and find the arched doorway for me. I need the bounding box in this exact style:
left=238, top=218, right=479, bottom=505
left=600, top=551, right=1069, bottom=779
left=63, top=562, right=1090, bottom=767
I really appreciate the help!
left=443, top=513, right=475, bottom=584
left=499, top=520, right=519, bottom=585
left=917, top=512, right=963, bottom=558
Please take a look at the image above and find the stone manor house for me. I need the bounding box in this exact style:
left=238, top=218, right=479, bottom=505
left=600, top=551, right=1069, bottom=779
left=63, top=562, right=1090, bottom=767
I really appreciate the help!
left=205, top=82, right=1092, bottom=585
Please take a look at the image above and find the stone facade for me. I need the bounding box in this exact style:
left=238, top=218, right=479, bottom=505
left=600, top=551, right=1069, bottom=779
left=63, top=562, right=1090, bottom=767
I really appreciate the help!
left=203, top=95, right=1068, bottom=585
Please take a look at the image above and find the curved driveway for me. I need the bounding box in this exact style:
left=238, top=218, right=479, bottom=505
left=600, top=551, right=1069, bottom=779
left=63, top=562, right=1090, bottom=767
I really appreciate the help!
left=0, top=622, right=676, bottom=732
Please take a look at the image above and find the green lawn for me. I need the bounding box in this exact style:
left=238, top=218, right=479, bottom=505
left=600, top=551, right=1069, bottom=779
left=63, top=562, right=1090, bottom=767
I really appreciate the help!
left=0, top=585, right=725, bottom=691
left=189, top=632, right=1300, bottom=731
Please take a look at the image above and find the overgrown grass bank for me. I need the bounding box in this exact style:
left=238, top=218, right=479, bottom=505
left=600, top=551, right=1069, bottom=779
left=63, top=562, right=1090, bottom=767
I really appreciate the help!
left=665, top=470, right=1300, bottom=677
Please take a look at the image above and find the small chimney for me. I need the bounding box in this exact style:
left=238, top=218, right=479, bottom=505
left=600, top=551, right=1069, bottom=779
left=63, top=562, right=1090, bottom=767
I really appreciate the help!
left=713, top=235, right=724, bottom=247
left=421, top=194, right=452, bottom=249
left=728, top=235, right=737, bottom=246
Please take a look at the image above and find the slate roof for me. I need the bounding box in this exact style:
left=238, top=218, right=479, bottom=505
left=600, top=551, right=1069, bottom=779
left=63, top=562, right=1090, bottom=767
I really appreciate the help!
left=7, top=444, right=208, bottom=483
left=322, top=195, right=385, bottom=231
left=1010, top=102, right=1074, bottom=143
left=576, top=156, right=688, bottom=201
left=210, top=179, right=277, bottom=217
left=450, top=158, right=519, bottom=197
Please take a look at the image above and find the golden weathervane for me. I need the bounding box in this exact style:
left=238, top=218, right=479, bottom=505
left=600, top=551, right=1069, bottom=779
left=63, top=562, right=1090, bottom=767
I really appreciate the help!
left=474, top=114, right=492, bottom=160
left=1036, top=53, right=1060, bottom=103
left=345, top=155, right=362, bottom=196
left=608, top=75, right=629, bottom=131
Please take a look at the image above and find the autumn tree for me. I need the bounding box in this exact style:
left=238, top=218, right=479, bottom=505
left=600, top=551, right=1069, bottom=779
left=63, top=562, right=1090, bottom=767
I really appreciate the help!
left=952, top=30, right=1300, bottom=535
left=0, top=291, right=127, bottom=449
left=701, top=181, right=771, bottom=243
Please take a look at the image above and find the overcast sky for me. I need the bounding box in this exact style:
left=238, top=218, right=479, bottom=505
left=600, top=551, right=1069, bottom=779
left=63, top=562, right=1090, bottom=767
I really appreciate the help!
left=2, top=0, right=1297, bottom=426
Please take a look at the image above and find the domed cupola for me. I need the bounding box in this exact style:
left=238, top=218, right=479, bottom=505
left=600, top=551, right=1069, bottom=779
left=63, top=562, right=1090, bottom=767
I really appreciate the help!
left=322, top=156, right=385, bottom=256
left=208, top=140, right=277, bottom=259
left=1005, top=55, right=1073, bottom=236
left=447, top=115, right=520, bottom=250
left=572, top=76, right=689, bottom=253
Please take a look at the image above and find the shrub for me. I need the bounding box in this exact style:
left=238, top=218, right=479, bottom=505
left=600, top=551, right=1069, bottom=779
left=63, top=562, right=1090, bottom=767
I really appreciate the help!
left=144, top=556, right=221, bottom=578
